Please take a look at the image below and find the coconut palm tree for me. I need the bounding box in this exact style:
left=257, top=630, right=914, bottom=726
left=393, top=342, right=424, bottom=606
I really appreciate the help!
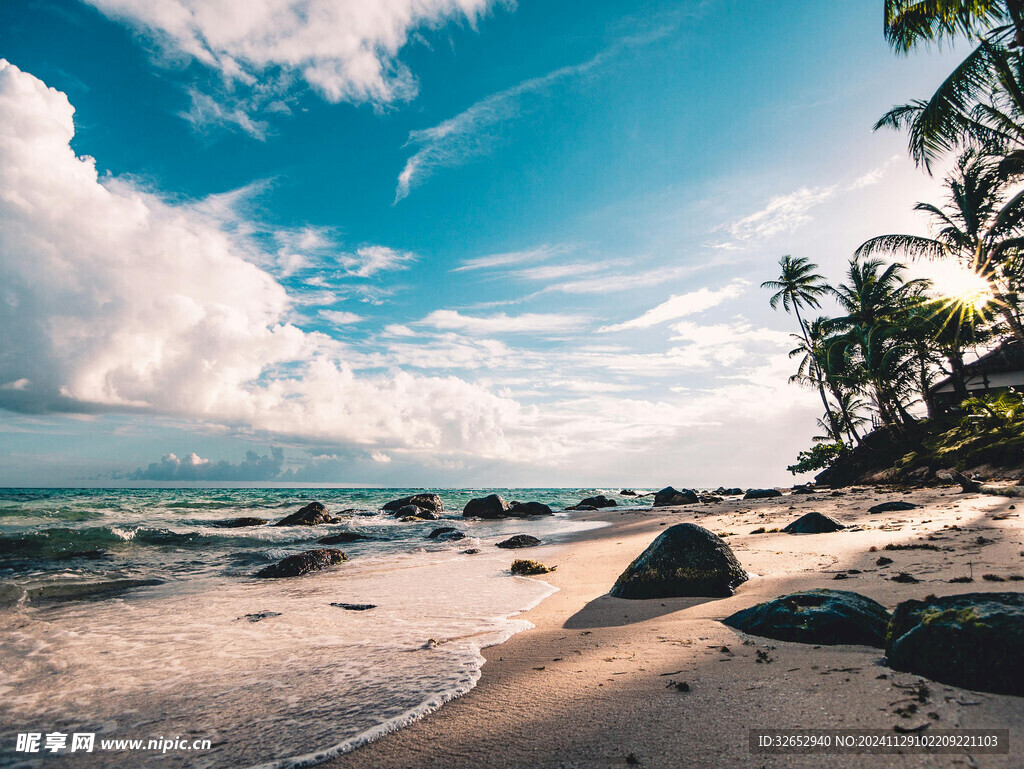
left=762, top=256, right=844, bottom=439
left=879, top=3, right=1024, bottom=171
left=828, top=259, right=930, bottom=427
left=856, top=149, right=1024, bottom=343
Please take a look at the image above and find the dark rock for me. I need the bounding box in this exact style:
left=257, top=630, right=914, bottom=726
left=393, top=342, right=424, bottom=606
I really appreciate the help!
left=715, top=487, right=744, bottom=496
left=743, top=489, right=783, bottom=500
left=274, top=502, right=336, bottom=526
left=508, top=501, right=555, bottom=516
left=578, top=495, right=617, bottom=508
left=243, top=611, right=281, bottom=622
left=428, top=527, right=466, bottom=541
left=620, top=489, right=637, bottom=496
left=382, top=494, right=444, bottom=514
left=610, top=523, right=748, bottom=599
left=891, top=572, right=920, bottom=583
left=393, top=505, right=438, bottom=520
left=214, top=517, right=268, bottom=528
left=868, top=501, right=919, bottom=514
left=496, top=534, right=541, bottom=549
left=790, top=484, right=816, bottom=494
left=569, top=504, right=597, bottom=511
left=949, top=470, right=982, bottom=493
left=699, top=495, right=724, bottom=503
left=255, top=548, right=347, bottom=578
left=782, top=512, right=846, bottom=534
left=331, top=602, right=376, bottom=611
left=318, top=532, right=372, bottom=545
left=886, top=592, right=1024, bottom=695
left=723, top=589, right=891, bottom=647
left=463, top=494, right=511, bottom=518
left=510, top=559, right=554, bottom=575
left=653, top=486, right=699, bottom=507
left=462, top=548, right=481, bottom=555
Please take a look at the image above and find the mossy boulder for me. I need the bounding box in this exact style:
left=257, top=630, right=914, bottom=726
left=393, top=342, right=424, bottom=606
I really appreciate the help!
left=652, top=486, right=699, bottom=507
left=886, top=592, right=1024, bottom=695
left=463, top=494, right=511, bottom=518
left=723, top=589, right=891, bottom=647
left=255, top=548, right=347, bottom=578
left=743, top=488, right=782, bottom=500
left=382, top=493, right=444, bottom=515
left=274, top=502, right=336, bottom=526
left=610, top=523, right=748, bottom=599
left=782, top=512, right=846, bottom=534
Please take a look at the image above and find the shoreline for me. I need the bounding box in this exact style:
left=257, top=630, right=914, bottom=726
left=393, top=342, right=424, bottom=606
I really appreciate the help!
left=323, top=486, right=1024, bottom=769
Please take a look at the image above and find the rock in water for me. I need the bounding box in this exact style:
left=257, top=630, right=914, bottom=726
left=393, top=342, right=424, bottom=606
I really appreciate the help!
left=868, top=501, right=919, bottom=514
left=743, top=489, right=782, bottom=500
left=782, top=512, right=846, bottom=534
left=382, top=493, right=445, bottom=515
left=609, top=523, right=748, bottom=599
left=428, top=527, right=466, bottom=541
left=886, top=592, right=1024, bottom=695
left=496, top=534, right=541, bottom=549
left=578, top=495, right=617, bottom=508
left=463, top=494, right=511, bottom=518
left=255, top=549, right=347, bottom=578
left=723, top=589, right=891, bottom=647
left=274, top=502, right=336, bottom=526
left=620, top=489, right=637, bottom=496
left=318, top=532, right=371, bottom=544
left=653, top=486, right=699, bottom=507
left=393, top=504, right=438, bottom=520
left=214, top=517, right=268, bottom=528
left=508, top=501, right=554, bottom=516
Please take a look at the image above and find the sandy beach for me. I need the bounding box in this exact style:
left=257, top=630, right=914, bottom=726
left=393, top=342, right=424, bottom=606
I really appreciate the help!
left=325, top=486, right=1024, bottom=769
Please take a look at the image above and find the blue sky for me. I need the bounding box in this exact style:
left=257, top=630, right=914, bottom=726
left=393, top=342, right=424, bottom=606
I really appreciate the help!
left=0, top=0, right=968, bottom=486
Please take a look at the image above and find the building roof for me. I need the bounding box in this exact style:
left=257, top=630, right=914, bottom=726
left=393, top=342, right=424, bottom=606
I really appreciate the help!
left=930, top=341, right=1024, bottom=395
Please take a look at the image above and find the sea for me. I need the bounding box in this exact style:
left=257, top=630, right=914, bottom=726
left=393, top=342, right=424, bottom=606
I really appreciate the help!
left=0, top=488, right=643, bottom=768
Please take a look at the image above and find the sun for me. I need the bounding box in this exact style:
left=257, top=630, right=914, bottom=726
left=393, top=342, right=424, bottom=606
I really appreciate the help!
left=920, top=262, right=994, bottom=312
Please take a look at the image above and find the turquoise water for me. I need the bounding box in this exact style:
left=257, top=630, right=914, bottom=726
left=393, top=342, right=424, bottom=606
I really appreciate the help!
left=0, top=488, right=639, bottom=768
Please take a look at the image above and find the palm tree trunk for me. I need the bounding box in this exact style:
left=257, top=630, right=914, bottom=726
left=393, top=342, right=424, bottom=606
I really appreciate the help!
left=793, top=304, right=844, bottom=440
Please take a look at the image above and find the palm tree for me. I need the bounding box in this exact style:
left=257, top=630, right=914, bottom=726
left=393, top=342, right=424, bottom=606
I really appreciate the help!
left=828, top=259, right=929, bottom=427
left=788, top=317, right=864, bottom=443
left=856, top=149, right=1024, bottom=343
left=762, top=256, right=844, bottom=440
left=879, top=3, right=1024, bottom=172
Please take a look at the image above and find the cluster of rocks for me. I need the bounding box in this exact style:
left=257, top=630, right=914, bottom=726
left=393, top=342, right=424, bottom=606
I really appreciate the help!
left=462, top=494, right=555, bottom=518
left=383, top=493, right=444, bottom=521
left=609, top=523, right=1024, bottom=695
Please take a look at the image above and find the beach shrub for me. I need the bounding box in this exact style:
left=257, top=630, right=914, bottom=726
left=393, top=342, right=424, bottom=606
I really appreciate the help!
left=786, top=441, right=849, bottom=475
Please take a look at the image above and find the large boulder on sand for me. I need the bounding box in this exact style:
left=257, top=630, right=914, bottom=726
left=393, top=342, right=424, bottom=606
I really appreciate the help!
left=496, top=534, right=541, bottom=549
left=255, top=548, right=347, bottom=578
left=508, top=501, right=554, bottom=516
left=743, top=488, right=782, bottom=500
left=382, top=494, right=444, bottom=515
left=274, top=502, right=336, bottom=526
left=610, top=523, right=748, bottom=599
left=868, top=500, right=918, bottom=514
left=463, top=494, right=511, bottom=518
left=653, top=486, right=699, bottom=507
left=724, top=589, right=890, bottom=647
left=886, top=592, right=1024, bottom=696
left=782, top=512, right=845, bottom=534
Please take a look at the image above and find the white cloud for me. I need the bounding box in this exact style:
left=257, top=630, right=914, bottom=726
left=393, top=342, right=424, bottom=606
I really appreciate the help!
left=86, top=0, right=500, bottom=133
left=341, top=245, right=416, bottom=278
left=395, top=52, right=607, bottom=201
left=545, top=264, right=702, bottom=295
left=453, top=244, right=568, bottom=272
left=598, top=280, right=748, bottom=332
left=0, top=60, right=545, bottom=460
left=318, top=310, right=364, bottom=325
left=419, top=310, right=589, bottom=334
left=726, top=186, right=838, bottom=242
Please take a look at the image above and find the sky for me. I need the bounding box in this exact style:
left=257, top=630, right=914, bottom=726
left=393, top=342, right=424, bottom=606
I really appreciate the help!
left=0, top=0, right=971, bottom=487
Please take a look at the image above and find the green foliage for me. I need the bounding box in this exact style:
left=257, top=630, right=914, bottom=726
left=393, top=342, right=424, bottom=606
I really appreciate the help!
left=787, top=442, right=850, bottom=475
left=510, top=559, right=556, bottom=576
